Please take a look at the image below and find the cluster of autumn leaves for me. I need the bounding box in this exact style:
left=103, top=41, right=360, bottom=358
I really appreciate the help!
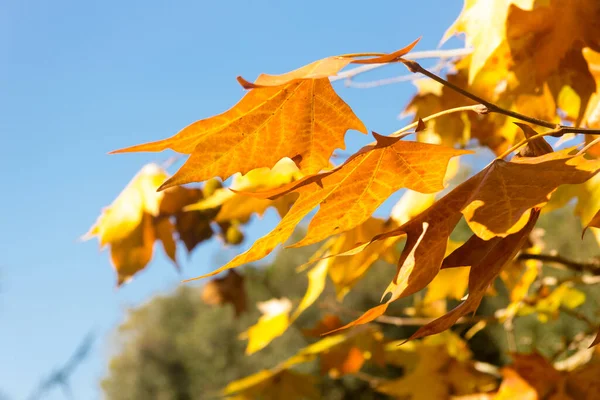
left=85, top=0, right=600, bottom=398
left=221, top=322, right=600, bottom=399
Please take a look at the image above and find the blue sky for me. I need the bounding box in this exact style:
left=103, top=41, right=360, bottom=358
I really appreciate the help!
left=0, top=1, right=464, bottom=398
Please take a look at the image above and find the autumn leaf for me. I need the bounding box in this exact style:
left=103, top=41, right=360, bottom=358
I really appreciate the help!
left=290, top=258, right=329, bottom=322
left=188, top=136, right=468, bottom=280
left=302, top=315, right=344, bottom=338
left=404, top=209, right=539, bottom=340
left=113, top=78, right=366, bottom=189
left=546, top=171, right=600, bottom=243
left=299, top=217, right=398, bottom=301
left=493, top=368, right=538, bottom=400
left=186, top=157, right=301, bottom=223
left=238, top=38, right=420, bottom=88
left=518, top=282, right=586, bottom=323
left=153, top=217, right=178, bottom=268
left=423, top=266, right=470, bottom=305
left=200, top=270, right=247, bottom=317
left=109, top=212, right=156, bottom=286
left=223, top=369, right=319, bottom=400
left=585, top=209, right=600, bottom=230
left=83, top=164, right=172, bottom=285
left=317, top=327, right=385, bottom=378
left=506, top=0, right=600, bottom=86
left=443, top=0, right=535, bottom=83
left=83, top=164, right=168, bottom=246
left=243, top=298, right=292, bottom=355
left=321, top=147, right=600, bottom=335
left=375, top=342, right=450, bottom=400
left=111, top=42, right=425, bottom=189
left=511, top=353, right=564, bottom=399
left=592, top=330, right=600, bottom=348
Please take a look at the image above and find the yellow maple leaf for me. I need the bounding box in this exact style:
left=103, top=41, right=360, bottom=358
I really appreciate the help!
left=443, top=0, right=535, bottom=83
left=243, top=298, right=292, bottom=355
left=188, top=136, right=468, bottom=281
left=310, top=217, right=398, bottom=299
left=186, top=157, right=301, bottom=223
left=111, top=42, right=424, bottom=189
left=83, top=163, right=168, bottom=246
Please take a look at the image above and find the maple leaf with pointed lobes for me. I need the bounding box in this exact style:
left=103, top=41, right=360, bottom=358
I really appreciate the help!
left=114, top=79, right=367, bottom=189
left=111, top=41, right=422, bottom=190
left=83, top=164, right=173, bottom=286
left=322, top=217, right=399, bottom=299
left=326, top=147, right=600, bottom=335
left=186, top=135, right=469, bottom=281
left=407, top=209, right=539, bottom=340
left=185, top=157, right=301, bottom=223
left=238, top=38, right=420, bottom=88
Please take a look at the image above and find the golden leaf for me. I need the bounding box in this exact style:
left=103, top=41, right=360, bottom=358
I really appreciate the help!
left=113, top=78, right=367, bottom=188
left=112, top=42, right=425, bottom=188
left=200, top=270, right=247, bottom=317
left=190, top=137, right=468, bottom=280
left=405, top=209, right=539, bottom=340
left=376, top=343, right=450, bottom=400
left=238, top=38, right=420, bottom=88
left=494, top=368, right=538, bottom=400
left=444, top=0, right=535, bottom=83
left=83, top=163, right=168, bottom=246
left=244, top=298, right=292, bottom=355
left=186, top=157, right=301, bottom=223
left=223, top=369, right=319, bottom=400
left=109, top=212, right=156, bottom=287
left=301, top=217, right=398, bottom=299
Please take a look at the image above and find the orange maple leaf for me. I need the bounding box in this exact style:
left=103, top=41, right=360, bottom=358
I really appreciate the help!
left=111, top=41, right=422, bottom=189
left=326, top=149, right=600, bottom=334
left=186, top=135, right=468, bottom=280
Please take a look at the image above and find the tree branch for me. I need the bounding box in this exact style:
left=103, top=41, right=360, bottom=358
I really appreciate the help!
left=517, top=253, right=600, bottom=275
left=400, top=59, right=600, bottom=136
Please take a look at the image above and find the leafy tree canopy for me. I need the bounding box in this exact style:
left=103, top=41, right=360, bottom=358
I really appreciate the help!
left=88, top=0, right=600, bottom=398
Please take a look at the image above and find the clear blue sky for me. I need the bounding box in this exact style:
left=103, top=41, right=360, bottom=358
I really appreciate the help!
left=0, top=1, right=463, bottom=398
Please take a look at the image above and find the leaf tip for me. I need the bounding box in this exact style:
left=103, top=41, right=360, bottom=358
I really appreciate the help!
left=236, top=76, right=257, bottom=89
left=372, top=131, right=400, bottom=147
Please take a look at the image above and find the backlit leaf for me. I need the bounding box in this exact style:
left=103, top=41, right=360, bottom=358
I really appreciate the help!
left=113, top=78, right=367, bottom=188
left=190, top=137, right=468, bottom=280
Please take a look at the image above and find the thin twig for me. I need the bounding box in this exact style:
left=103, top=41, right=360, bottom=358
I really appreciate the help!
left=560, top=306, right=596, bottom=331
left=344, top=72, right=419, bottom=89
left=517, top=253, right=600, bottom=275
left=353, top=371, right=385, bottom=388
left=321, top=300, right=494, bottom=327
left=400, top=59, right=600, bottom=136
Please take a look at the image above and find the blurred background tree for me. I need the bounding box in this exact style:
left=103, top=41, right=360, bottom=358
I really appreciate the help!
left=102, top=208, right=599, bottom=399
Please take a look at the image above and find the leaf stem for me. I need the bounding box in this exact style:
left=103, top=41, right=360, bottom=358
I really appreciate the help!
left=391, top=104, right=487, bottom=137
left=496, top=129, right=561, bottom=160
left=400, top=59, right=600, bottom=136
left=332, top=48, right=473, bottom=82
